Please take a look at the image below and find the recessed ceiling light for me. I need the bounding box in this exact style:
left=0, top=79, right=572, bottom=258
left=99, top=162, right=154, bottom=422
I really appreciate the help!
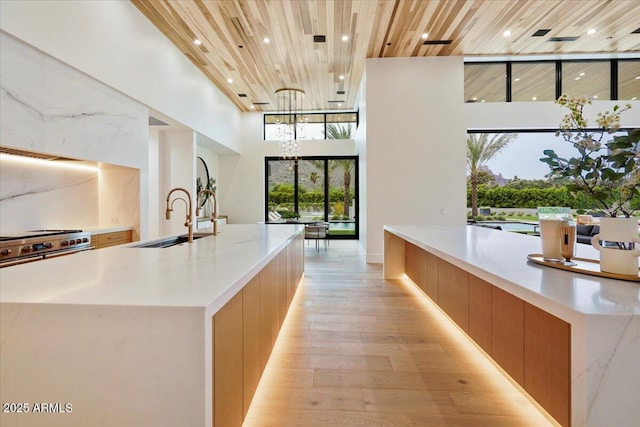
left=421, top=33, right=429, bottom=39
left=632, top=97, right=637, bottom=100
left=587, top=28, right=597, bottom=35
left=263, top=37, right=270, bottom=43
left=472, top=97, right=478, bottom=101
left=342, top=35, right=348, bottom=42
left=194, top=39, right=202, bottom=45
left=575, top=77, right=581, bottom=80
left=339, top=75, right=345, bottom=80
left=250, top=105, right=255, bottom=109
left=481, top=100, right=486, bottom=103
left=227, top=78, right=233, bottom=83
left=532, top=96, right=537, bottom=101
left=593, top=95, right=599, bottom=99
left=514, top=78, right=521, bottom=82
left=338, top=103, right=342, bottom=107
left=503, top=30, right=512, bottom=37
left=635, top=76, right=640, bottom=80
left=579, top=72, right=586, bottom=76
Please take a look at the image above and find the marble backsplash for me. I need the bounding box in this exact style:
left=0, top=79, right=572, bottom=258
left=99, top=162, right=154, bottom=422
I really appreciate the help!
left=0, top=156, right=98, bottom=231
left=0, top=32, right=147, bottom=234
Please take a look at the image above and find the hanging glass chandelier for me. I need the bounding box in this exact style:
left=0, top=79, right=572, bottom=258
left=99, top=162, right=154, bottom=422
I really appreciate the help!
left=275, top=87, right=305, bottom=160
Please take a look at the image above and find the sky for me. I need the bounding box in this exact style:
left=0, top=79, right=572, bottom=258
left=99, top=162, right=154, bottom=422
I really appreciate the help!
left=483, top=132, right=607, bottom=181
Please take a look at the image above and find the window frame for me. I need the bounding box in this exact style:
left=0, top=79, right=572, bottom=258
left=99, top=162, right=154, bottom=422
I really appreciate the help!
left=263, top=112, right=359, bottom=141
left=264, top=155, right=359, bottom=240
left=464, top=58, right=639, bottom=102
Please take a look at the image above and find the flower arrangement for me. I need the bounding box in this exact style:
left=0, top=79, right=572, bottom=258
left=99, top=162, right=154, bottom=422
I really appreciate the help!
left=540, top=94, right=639, bottom=218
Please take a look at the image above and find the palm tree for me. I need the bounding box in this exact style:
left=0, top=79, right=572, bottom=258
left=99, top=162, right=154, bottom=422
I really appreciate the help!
left=329, top=159, right=354, bottom=218
left=325, top=123, right=353, bottom=140
left=326, top=124, right=355, bottom=219
left=467, top=133, right=516, bottom=216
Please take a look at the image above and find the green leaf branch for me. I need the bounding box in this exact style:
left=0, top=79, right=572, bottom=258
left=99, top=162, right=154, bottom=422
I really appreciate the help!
left=540, top=95, right=638, bottom=217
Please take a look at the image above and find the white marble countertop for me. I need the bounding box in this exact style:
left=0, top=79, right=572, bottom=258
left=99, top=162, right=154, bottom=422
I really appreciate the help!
left=385, top=225, right=640, bottom=316
left=0, top=224, right=303, bottom=312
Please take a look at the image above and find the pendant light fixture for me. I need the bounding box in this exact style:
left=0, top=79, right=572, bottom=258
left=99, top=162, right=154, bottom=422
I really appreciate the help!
left=275, top=87, right=305, bottom=160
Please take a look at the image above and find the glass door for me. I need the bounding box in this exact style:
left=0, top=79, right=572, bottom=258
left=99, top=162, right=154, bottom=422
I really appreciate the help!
left=265, top=156, right=358, bottom=239
left=328, top=158, right=356, bottom=237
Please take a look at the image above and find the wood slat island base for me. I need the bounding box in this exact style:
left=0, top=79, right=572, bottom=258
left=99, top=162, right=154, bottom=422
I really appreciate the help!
left=384, top=226, right=640, bottom=427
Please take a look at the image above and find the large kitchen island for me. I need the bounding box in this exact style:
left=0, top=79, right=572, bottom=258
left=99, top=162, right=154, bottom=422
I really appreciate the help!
left=0, top=224, right=304, bottom=427
left=384, top=225, right=639, bottom=427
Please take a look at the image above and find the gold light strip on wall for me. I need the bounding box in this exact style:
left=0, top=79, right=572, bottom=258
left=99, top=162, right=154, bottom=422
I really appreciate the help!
left=0, top=153, right=99, bottom=172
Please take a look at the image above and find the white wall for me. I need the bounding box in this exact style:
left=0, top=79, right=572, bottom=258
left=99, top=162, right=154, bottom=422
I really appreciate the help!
left=148, top=128, right=161, bottom=239
left=355, top=70, right=368, bottom=258
left=159, top=131, right=196, bottom=237
left=363, top=57, right=467, bottom=263
left=0, top=0, right=241, bottom=151
left=466, top=100, right=640, bottom=129
left=219, top=113, right=357, bottom=224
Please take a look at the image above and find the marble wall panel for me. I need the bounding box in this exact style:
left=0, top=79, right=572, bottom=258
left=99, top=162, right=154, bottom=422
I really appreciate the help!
left=0, top=32, right=147, bottom=233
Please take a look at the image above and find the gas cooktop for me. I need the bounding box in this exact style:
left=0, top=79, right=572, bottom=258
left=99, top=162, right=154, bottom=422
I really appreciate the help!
left=0, top=230, right=83, bottom=241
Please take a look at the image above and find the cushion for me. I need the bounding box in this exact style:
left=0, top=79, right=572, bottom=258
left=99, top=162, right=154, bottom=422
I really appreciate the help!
left=576, top=225, right=593, bottom=236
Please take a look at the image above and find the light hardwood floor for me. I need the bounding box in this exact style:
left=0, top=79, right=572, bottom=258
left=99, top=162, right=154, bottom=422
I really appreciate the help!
left=244, top=241, right=555, bottom=426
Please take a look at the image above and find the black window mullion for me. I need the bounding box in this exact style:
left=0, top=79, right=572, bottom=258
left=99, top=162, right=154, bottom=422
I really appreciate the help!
left=611, top=59, right=618, bottom=100
left=293, top=160, right=299, bottom=215
left=555, top=61, right=562, bottom=100
left=506, top=62, right=512, bottom=102
left=264, top=158, right=270, bottom=221
left=323, top=159, right=330, bottom=222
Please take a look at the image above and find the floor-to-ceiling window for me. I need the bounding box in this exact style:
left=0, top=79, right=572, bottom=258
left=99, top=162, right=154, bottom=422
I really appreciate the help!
left=265, top=156, right=358, bottom=239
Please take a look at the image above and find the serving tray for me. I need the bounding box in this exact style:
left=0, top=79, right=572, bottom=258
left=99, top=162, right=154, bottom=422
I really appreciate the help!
left=527, top=254, right=640, bottom=282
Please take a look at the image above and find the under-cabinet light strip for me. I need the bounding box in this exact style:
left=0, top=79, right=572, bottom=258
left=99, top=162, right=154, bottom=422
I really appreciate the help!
left=0, top=153, right=99, bottom=172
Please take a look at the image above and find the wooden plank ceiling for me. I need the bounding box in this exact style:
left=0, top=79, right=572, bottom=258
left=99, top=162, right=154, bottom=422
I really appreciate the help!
left=131, top=0, right=640, bottom=112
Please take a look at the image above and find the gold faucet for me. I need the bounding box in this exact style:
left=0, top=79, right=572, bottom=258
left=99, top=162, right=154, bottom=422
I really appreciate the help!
left=196, top=189, right=218, bottom=236
left=165, top=187, right=194, bottom=243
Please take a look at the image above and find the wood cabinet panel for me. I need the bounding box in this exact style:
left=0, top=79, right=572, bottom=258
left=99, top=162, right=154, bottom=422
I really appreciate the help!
left=468, top=275, right=492, bottom=353
left=491, top=286, right=524, bottom=385
left=525, top=303, right=571, bottom=427
left=93, top=230, right=132, bottom=249
left=278, top=251, right=287, bottom=326
left=404, top=241, right=421, bottom=286
left=417, top=248, right=428, bottom=294
left=213, top=292, right=243, bottom=427
left=270, top=257, right=281, bottom=340
left=437, top=259, right=469, bottom=332
left=259, top=261, right=276, bottom=372
left=426, top=252, right=439, bottom=303
left=285, top=245, right=294, bottom=307
left=242, top=276, right=261, bottom=417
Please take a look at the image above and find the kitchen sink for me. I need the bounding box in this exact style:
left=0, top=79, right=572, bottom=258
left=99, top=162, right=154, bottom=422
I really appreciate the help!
left=131, top=234, right=209, bottom=248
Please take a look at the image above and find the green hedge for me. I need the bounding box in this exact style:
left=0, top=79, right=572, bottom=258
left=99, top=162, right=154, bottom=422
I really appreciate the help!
left=467, top=186, right=608, bottom=209
left=269, top=183, right=350, bottom=204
